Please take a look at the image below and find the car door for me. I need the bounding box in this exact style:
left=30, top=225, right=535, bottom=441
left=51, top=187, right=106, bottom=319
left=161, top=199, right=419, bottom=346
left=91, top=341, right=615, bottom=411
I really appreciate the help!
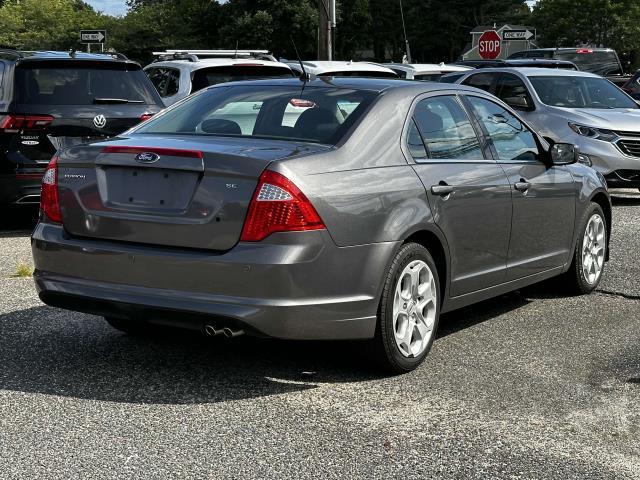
left=406, top=94, right=512, bottom=297
left=464, top=95, right=576, bottom=280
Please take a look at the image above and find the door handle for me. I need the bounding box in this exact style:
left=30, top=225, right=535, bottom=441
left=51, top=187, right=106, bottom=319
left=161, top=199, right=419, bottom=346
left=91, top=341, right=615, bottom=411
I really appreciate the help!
left=431, top=184, right=454, bottom=196
left=514, top=180, right=531, bottom=192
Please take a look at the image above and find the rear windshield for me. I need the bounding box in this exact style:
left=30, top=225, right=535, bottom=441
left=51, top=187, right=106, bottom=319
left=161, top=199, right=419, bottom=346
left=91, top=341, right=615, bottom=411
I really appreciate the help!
left=529, top=75, right=638, bottom=109
left=14, top=62, right=159, bottom=105
left=135, top=85, right=378, bottom=144
left=554, top=51, right=622, bottom=75
left=191, top=66, right=293, bottom=93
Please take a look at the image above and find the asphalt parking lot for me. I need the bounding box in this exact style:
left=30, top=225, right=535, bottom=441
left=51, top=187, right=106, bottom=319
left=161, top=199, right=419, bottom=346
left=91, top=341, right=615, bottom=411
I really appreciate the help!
left=0, top=192, right=638, bottom=479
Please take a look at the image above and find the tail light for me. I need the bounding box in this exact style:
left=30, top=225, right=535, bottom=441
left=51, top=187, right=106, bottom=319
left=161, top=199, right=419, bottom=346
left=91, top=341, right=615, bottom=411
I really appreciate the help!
left=240, top=170, right=325, bottom=242
left=40, top=156, right=62, bottom=223
left=0, top=114, right=54, bottom=132
left=139, top=113, right=154, bottom=122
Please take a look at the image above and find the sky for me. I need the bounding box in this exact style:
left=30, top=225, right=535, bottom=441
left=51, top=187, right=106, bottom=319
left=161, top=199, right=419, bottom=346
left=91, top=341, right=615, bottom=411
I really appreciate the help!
left=85, top=0, right=128, bottom=16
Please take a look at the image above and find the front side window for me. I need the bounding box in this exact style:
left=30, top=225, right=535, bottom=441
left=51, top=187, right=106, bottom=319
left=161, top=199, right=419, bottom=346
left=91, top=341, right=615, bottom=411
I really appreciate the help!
left=135, top=85, right=378, bottom=145
left=462, top=72, right=497, bottom=93
left=411, top=96, right=483, bottom=160
left=496, top=73, right=532, bottom=107
left=529, top=75, right=637, bottom=109
left=467, top=96, right=540, bottom=162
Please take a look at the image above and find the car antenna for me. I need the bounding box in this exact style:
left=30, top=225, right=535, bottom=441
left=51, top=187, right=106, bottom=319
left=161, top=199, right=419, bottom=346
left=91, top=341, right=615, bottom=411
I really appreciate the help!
left=69, top=47, right=76, bottom=58
left=290, top=37, right=310, bottom=81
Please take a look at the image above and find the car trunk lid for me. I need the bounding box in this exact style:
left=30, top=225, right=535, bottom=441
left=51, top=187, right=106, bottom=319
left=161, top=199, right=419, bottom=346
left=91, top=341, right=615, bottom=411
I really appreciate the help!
left=57, top=135, right=330, bottom=251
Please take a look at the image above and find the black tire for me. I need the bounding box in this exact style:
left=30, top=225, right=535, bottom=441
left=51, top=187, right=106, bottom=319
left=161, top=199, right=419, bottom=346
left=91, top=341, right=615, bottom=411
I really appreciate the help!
left=373, top=242, right=441, bottom=374
left=104, top=316, right=149, bottom=335
left=565, top=202, right=607, bottom=295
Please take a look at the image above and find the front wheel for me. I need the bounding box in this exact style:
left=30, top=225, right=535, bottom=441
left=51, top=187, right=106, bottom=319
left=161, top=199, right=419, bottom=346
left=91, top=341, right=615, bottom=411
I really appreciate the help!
left=373, top=243, right=441, bottom=374
left=565, top=203, right=607, bottom=294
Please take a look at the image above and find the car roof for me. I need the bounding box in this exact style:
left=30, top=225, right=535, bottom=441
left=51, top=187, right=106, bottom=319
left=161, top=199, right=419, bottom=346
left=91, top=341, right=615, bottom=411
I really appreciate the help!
left=285, top=61, right=397, bottom=75
left=203, top=76, right=485, bottom=94
left=6, top=50, right=132, bottom=63
left=461, top=67, right=601, bottom=78
left=506, top=59, right=576, bottom=65
left=525, top=47, right=616, bottom=53
left=385, top=63, right=473, bottom=73
left=147, top=58, right=293, bottom=72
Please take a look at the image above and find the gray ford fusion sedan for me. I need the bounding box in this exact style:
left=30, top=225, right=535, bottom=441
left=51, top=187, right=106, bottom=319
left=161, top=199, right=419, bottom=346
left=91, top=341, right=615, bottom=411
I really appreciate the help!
left=32, top=78, right=611, bottom=373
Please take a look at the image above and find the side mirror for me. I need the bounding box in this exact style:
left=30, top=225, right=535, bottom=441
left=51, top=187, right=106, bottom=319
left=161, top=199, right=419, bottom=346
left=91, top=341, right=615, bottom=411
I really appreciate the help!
left=550, top=143, right=578, bottom=165
left=503, top=95, right=532, bottom=110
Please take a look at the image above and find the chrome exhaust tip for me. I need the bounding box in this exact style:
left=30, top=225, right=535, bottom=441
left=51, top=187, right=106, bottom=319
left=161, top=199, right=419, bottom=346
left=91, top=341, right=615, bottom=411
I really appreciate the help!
left=204, top=325, right=223, bottom=336
left=223, top=327, right=245, bottom=338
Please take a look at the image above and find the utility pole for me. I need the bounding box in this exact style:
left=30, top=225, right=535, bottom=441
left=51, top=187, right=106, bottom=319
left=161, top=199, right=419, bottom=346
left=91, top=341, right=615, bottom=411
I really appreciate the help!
left=399, top=0, right=412, bottom=63
left=318, top=0, right=335, bottom=60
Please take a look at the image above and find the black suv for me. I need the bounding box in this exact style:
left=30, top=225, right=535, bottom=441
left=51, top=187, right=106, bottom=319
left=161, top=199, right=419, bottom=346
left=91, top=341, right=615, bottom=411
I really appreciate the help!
left=507, top=48, right=630, bottom=85
left=0, top=49, right=163, bottom=208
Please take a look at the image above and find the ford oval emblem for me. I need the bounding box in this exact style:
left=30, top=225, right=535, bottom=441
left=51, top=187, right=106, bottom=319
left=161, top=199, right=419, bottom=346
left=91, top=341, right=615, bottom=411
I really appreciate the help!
left=135, top=152, right=160, bottom=163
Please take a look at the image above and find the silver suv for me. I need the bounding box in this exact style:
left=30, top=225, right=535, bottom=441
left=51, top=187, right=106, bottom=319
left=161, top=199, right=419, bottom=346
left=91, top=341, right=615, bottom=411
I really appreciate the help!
left=145, top=50, right=294, bottom=106
left=455, top=67, right=640, bottom=189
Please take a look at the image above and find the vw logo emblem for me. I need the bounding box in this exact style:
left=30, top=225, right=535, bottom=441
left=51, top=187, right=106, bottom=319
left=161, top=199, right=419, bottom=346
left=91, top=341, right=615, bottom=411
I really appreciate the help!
left=93, top=114, right=107, bottom=129
left=135, top=152, right=160, bottom=164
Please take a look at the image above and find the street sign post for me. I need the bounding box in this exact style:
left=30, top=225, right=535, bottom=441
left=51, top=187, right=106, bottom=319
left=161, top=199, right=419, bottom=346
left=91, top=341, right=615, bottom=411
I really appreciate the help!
left=80, top=30, right=106, bottom=53
left=502, top=29, right=536, bottom=41
left=478, top=30, right=501, bottom=60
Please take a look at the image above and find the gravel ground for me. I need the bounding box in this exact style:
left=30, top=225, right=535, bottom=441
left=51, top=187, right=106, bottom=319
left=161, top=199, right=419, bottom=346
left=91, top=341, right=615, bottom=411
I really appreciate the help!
left=0, top=193, right=638, bottom=479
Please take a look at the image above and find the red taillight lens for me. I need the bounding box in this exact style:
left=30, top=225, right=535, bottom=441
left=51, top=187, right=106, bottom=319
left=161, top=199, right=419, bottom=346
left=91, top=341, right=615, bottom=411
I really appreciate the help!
left=139, top=113, right=154, bottom=122
left=40, top=156, right=62, bottom=223
left=576, top=49, right=593, bottom=54
left=0, top=114, right=54, bottom=132
left=240, top=170, right=325, bottom=242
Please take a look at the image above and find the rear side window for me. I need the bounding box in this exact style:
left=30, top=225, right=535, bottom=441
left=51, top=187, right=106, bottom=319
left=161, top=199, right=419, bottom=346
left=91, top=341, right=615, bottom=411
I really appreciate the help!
left=146, top=67, right=180, bottom=98
left=411, top=95, right=483, bottom=160
left=14, top=62, right=159, bottom=105
left=136, top=85, right=378, bottom=145
left=462, top=72, right=496, bottom=92
left=190, top=66, right=293, bottom=93
left=467, top=96, right=540, bottom=162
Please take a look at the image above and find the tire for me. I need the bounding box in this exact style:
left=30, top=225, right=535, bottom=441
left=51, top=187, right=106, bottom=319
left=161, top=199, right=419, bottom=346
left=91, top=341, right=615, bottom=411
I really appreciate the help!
left=565, top=202, right=607, bottom=294
left=373, top=242, right=441, bottom=374
left=104, top=316, right=149, bottom=335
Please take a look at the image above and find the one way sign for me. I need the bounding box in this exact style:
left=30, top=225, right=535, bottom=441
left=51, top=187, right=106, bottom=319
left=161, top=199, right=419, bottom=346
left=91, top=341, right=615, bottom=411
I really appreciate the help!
left=80, top=30, right=106, bottom=44
left=502, top=29, right=535, bottom=41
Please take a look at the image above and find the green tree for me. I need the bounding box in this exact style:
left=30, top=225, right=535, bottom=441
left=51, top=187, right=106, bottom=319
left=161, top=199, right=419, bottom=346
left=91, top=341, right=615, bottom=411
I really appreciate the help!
left=0, top=0, right=107, bottom=50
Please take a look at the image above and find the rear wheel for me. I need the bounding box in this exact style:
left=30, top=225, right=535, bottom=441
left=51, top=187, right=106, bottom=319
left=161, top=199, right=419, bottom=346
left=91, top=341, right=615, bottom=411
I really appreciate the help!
left=373, top=243, right=440, bottom=374
left=565, top=203, right=607, bottom=294
left=104, top=316, right=149, bottom=335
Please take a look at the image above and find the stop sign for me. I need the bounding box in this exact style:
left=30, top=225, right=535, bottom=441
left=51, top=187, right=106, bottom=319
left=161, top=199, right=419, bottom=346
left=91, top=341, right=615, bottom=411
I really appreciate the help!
left=478, top=30, right=501, bottom=59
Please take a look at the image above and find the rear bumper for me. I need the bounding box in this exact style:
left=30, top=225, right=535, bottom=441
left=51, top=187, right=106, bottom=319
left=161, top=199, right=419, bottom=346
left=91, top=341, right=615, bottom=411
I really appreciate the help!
left=0, top=172, right=43, bottom=205
left=32, top=223, right=398, bottom=340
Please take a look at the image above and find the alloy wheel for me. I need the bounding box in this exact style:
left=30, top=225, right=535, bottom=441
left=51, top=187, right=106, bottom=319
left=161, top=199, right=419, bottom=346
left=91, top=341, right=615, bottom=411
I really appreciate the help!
left=582, top=213, right=606, bottom=285
left=392, top=260, right=437, bottom=358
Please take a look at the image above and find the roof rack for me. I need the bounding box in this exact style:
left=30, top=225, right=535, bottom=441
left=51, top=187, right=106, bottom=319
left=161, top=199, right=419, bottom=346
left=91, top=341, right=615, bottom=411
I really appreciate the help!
left=152, top=49, right=277, bottom=62
left=0, top=48, right=24, bottom=60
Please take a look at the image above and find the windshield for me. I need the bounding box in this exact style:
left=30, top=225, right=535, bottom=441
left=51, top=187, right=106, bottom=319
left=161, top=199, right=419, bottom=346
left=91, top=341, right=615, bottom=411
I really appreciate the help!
left=529, top=75, right=638, bottom=109
left=190, top=65, right=293, bottom=93
left=14, top=62, right=159, bottom=105
left=135, top=85, right=378, bottom=145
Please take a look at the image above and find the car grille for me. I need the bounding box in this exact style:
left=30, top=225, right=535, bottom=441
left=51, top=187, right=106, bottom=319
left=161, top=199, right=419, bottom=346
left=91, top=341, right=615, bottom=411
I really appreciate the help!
left=614, top=130, right=640, bottom=138
left=615, top=138, right=640, bottom=157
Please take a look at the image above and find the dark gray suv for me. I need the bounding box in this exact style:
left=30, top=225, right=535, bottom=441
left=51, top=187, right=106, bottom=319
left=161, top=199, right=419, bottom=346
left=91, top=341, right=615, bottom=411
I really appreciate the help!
left=31, top=78, right=611, bottom=373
